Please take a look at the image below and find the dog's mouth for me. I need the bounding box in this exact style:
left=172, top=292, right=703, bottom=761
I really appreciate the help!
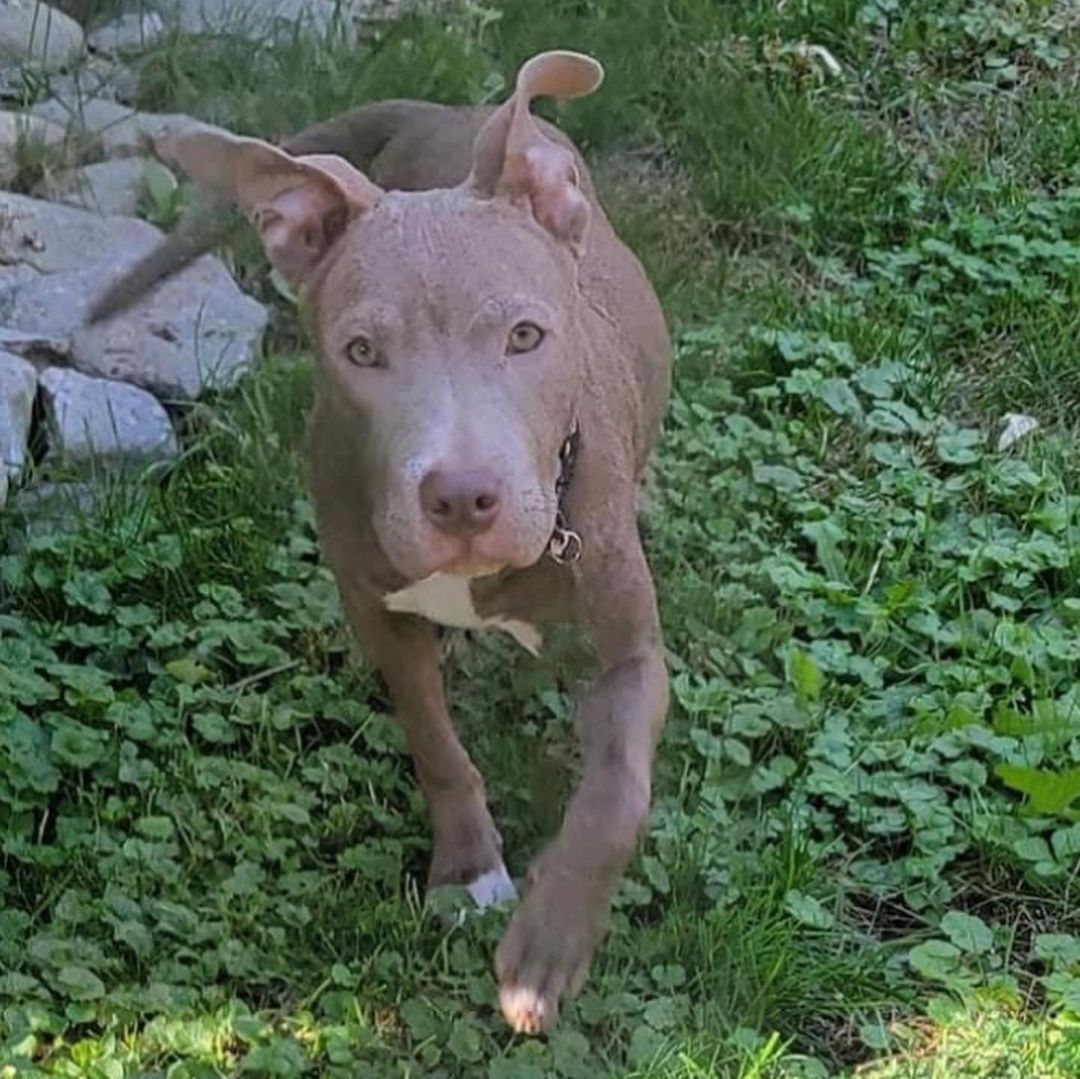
left=443, top=556, right=508, bottom=579
left=407, top=529, right=550, bottom=583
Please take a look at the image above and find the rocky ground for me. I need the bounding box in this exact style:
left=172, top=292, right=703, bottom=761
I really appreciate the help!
left=0, top=0, right=403, bottom=519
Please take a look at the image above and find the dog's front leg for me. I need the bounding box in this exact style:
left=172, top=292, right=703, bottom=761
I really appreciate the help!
left=495, top=531, right=669, bottom=1034
left=340, top=588, right=516, bottom=905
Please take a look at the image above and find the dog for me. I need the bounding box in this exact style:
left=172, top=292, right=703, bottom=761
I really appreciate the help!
left=93, top=50, right=672, bottom=1034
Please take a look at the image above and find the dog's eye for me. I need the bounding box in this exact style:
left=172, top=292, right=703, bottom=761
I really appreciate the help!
left=507, top=321, right=545, bottom=355
left=346, top=336, right=379, bottom=368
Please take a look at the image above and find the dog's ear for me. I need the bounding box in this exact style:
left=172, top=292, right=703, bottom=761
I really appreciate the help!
left=157, top=126, right=383, bottom=288
left=467, top=50, right=603, bottom=257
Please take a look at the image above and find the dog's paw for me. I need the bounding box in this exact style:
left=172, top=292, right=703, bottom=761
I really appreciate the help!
left=497, top=982, right=556, bottom=1036
left=494, top=869, right=603, bottom=1035
left=466, top=864, right=519, bottom=908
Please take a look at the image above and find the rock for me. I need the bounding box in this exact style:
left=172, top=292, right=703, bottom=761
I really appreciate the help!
left=11, top=255, right=268, bottom=398
left=0, top=347, right=35, bottom=475
left=39, top=366, right=177, bottom=464
left=38, top=156, right=152, bottom=216
left=108, top=62, right=141, bottom=104
left=0, top=462, right=7, bottom=506
left=0, top=190, right=156, bottom=274
left=88, top=10, right=165, bottom=55
left=29, top=96, right=210, bottom=157
left=96, top=110, right=213, bottom=159
left=46, top=55, right=140, bottom=104
left=28, top=94, right=133, bottom=152
left=0, top=110, right=67, bottom=185
left=159, top=0, right=356, bottom=41
left=0, top=0, right=84, bottom=73
left=0, top=325, right=70, bottom=364
left=0, top=193, right=267, bottom=399
left=30, top=93, right=128, bottom=131
left=0, top=265, right=39, bottom=310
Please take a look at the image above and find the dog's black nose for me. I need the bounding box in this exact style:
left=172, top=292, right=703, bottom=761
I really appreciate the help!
left=420, top=468, right=503, bottom=536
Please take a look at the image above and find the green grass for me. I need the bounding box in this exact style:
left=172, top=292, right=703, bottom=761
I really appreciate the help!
left=4, top=0, right=1080, bottom=1075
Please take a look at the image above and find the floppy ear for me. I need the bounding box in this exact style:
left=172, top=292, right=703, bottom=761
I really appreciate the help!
left=156, top=125, right=384, bottom=289
left=467, top=50, right=603, bottom=257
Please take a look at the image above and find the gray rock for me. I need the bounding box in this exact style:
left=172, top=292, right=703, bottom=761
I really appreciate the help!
left=11, top=257, right=267, bottom=399
left=28, top=95, right=133, bottom=152
left=0, top=347, right=35, bottom=476
left=0, top=193, right=267, bottom=399
left=30, top=92, right=129, bottom=131
left=97, top=110, right=214, bottom=159
left=88, top=10, right=165, bottom=55
left=40, top=366, right=177, bottom=464
left=161, top=0, right=352, bottom=40
left=29, top=97, right=209, bottom=157
left=0, top=265, right=40, bottom=312
left=0, top=324, right=70, bottom=364
left=0, top=110, right=67, bottom=185
left=46, top=55, right=140, bottom=104
left=0, top=462, right=7, bottom=506
left=0, top=190, right=157, bottom=275
left=38, top=156, right=153, bottom=216
left=0, top=1, right=84, bottom=73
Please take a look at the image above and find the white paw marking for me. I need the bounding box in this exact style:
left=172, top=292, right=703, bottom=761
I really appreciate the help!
left=384, top=572, right=542, bottom=655
left=499, top=983, right=548, bottom=1034
left=466, top=865, right=519, bottom=909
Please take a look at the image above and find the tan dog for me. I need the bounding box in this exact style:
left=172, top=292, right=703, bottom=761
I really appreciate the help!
left=129, top=50, right=672, bottom=1034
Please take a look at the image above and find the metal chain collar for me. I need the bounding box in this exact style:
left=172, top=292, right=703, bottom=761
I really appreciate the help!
left=548, top=423, right=582, bottom=565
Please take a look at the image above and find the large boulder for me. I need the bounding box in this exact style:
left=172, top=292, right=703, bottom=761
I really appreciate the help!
left=29, top=97, right=211, bottom=157
left=0, top=189, right=152, bottom=273
left=45, top=55, right=140, bottom=104
left=0, top=0, right=84, bottom=73
left=0, top=346, right=35, bottom=476
left=11, top=258, right=269, bottom=398
left=0, top=192, right=268, bottom=399
left=39, top=366, right=177, bottom=464
left=29, top=92, right=129, bottom=134
left=37, top=156, right=154, bottom=216
left=0, top=325, right=69, bottom=364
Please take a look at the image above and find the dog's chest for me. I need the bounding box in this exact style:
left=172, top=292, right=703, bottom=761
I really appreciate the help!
left=383, top=573, right=541, bottom=655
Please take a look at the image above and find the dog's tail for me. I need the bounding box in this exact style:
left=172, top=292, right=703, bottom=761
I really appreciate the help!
left=84, top=103, right=409, bottom=326
left=84, top=189, right=236, bottom=324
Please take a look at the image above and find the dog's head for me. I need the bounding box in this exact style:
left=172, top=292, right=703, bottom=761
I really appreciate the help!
left=160, top=51, right=602, bottom=582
